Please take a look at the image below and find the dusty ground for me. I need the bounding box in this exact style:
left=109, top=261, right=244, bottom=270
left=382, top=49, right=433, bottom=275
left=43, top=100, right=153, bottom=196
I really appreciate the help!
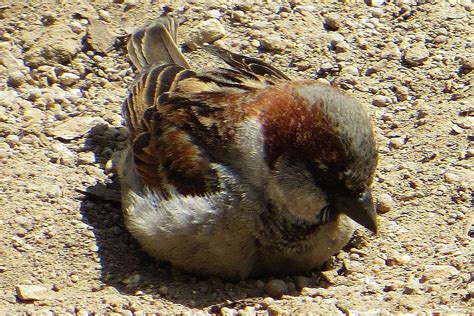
left=1, top=0, right=473, bottom=314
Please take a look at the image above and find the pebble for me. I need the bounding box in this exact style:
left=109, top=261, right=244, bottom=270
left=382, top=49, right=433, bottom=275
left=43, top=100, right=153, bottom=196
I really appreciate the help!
left=5, top=134, right=19, bottom=147
left=294, top=276, right=312, bottom=290
left=444, top=172, right=460, bottom=184
left=343, top=259, right=364, bottom=273
left=460, top=56, right=474, bottom=70
left=467, top=283, right=474, bottom=297
left=23, top=107, right=45, bottom=122
left=403, top=279, right=420, bottom=295
left=70, top=274, right=79, bottom=283
left=422, top=265, right=460, bottom=283
left=265, top=279, right=289, bottom=298
left=325, top=13, right=342, bottom=30
left=404, top=43, right=430, bottom=66
left=367, top=0, right=386, bottom=6
left=334, top=40, right=350, bottom=53
left=24, top=25, right=81, bottom=67
left=390, top=137, right=406, bottom=149
left=77, top=151, right=96, bottom=165
left=394, top=85, right=410, bottom=101
left=186, top=19, right=226, bottom=50
left=220, top=307, right=237, bottom=316
left=50, top=116, right=106, bottom=140
left=87, top=19, right=115, bottom=53
left=59, top=73, right=80, bottom=86
left=157, top=285, right=169, bottom=296
left=260, top=36, right=287, bottom=52
left=372, top=95, right=392, bottom=107
left=16, top=285, right=50, bottom=301
left=377, top=193, right=395, bottom=213
left=69, top=21, right=85, bottom=34
left=381, top=42, right=402, bottom=60
left=122, top=274, right=142, bottom=287
left=8, top=71, right=26, bottom=87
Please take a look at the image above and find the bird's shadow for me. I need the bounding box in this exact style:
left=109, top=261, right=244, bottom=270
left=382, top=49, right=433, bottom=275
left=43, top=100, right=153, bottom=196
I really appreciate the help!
left=77, top=123, right=352, bottom=310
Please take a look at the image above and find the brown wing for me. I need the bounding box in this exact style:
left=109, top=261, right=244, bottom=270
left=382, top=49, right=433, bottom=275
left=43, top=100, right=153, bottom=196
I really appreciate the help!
left=123, top=17, right=290, bottom=196
left=204, top=45, right=290, bottom=82
left=127, top=16, right=190, bottom=70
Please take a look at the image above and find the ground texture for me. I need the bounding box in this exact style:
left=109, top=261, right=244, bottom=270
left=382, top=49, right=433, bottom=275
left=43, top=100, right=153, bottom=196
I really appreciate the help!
left=0, top=0, right=473, bottom=314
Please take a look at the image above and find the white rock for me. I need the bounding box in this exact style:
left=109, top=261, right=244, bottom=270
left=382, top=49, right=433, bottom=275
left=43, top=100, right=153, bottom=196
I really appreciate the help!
left=50, top=116, right=106, bottom=140
left=372, top=95, right=391, bottom=107
left=405, top=43, right=430, bottom=66
left=422, top=265, right=460, bottom=283
left=23, top=107, right=45, bottom=122
left=70, top=21, right=85, bottom=34
left=377, top=193, right=395, bottom=213
left=59, top=73, right=80, bottom=86
left=16, top=285, right=50, bottom=301
left=444, top=172, right=460, bottom=184
left=368, top=0, right=386, bottom=6
left=186, top=19, right=226, bottom=50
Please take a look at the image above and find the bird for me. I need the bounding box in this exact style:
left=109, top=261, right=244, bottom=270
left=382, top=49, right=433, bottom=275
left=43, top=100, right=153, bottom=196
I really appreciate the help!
left=118, top=16, right=378, bottom=279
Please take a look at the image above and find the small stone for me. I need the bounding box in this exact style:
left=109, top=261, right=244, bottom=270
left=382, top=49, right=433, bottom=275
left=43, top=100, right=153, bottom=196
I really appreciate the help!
left=404, top=43, right=430, bottom=66
left=460, top=56, right=474, bottom=70
left=267, top=305, right=284, bottom=316
left=367, top=0, right=386, bottom=6
left=122, top=273, right=142, bottom=287
left=205, top=9, right=221, bottom=19
left=444, top=172, right=460, bottom=184
left=422, top=265, right=460, bottom=283
left=5, top=134, right=19, bottom=147
left=24, top=26, right=81, bottom=67
left=50, top=116, right=106, bottom=140
left=16, top=285, right=49, bottom=301
left=381, top=42, right=402, bottom=60
left=394, top=85, right=409, bottom=101
left=467, top=283, right=474, bottom=297
left=77, top=151, right=96, bottom=165
left=157, top=285, right=169, bottom=296
left=260, top=36, right=287, bottom=52
left=451, top=124, right=464, bottom=134
left=343, top=259, right=364, bottom=273
left=265, top=279, right=289, bottom=298
left=294, top=276, right=312, bottom=290
left=70, top=21, right=85, bottom=34
left=8, top=71, right=26, bottom=87
left=341, top=65, right=359, bottom=76
left=87, top=19, right=116, bottom=53
left=373, top=95, right=391, bottom=107
left=403, top=279, right=420, bottom=295
left=24, top=107, right=45, bottom=122
left=334, top=40, right=350, bottom=53
left=186, top=19, right=226, bottom=50
left=325, top=13, right=342, bottom=30
left=59, top=73, right=80, bottom=86
left=70, top=274, right=79, bottom=282
left=220, top=307, right=237, bottom=316
left=398, top=254, right=411, bottom=265
left=377, top=193, right=395, bottom=213
left=390, top=137, right=406, bottom=149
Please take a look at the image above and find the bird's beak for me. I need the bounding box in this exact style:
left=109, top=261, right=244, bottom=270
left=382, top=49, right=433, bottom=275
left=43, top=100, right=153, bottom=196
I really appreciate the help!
left=334, top=190, right=378, bottom=234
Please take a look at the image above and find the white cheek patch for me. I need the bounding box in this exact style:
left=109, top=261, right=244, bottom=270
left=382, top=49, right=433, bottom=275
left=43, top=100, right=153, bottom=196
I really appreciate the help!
left=267, top=162, right=329, bottom=223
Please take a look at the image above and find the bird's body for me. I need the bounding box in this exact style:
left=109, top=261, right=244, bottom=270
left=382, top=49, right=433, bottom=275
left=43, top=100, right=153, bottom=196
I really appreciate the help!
left=118, top=17, right=378, bottom=279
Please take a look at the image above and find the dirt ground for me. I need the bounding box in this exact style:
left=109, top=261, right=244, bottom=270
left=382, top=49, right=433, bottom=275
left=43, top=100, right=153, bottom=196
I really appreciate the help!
left=1, top=0, right=472, bottom=314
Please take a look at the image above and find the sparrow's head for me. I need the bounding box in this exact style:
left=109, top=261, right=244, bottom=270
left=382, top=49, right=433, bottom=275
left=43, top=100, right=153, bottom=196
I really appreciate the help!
left=255, top=82, right=378, bottom=232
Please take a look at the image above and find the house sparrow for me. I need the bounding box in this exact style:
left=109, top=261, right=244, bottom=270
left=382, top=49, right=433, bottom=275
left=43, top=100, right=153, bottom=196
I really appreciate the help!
left=118, top=17, right=378, bottom=279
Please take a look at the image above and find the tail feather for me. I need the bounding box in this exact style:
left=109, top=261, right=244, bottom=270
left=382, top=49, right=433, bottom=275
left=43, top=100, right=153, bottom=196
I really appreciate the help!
left=127, top=17, right=190, bottom=70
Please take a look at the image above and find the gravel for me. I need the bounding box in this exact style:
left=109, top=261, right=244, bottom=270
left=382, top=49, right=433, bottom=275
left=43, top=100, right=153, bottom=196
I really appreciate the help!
left=1, top=1, right=472, bottom=314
